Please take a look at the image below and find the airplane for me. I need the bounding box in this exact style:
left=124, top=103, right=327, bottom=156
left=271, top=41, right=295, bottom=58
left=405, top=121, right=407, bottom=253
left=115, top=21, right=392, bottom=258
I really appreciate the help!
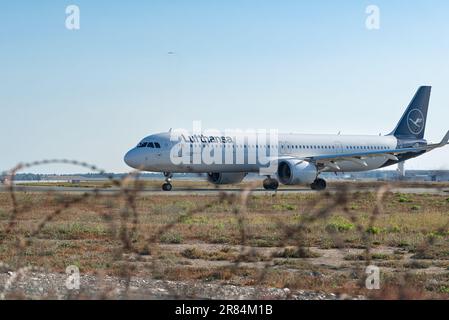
left=124, top=86, right=449, bottom=191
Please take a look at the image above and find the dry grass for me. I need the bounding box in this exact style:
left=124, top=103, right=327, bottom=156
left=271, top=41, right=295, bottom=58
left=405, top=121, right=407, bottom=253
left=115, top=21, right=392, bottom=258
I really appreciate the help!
left=0, top=188, right=448, bottom=299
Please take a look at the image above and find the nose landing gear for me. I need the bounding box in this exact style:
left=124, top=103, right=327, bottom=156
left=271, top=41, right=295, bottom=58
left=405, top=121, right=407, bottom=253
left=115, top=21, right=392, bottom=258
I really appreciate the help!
left=263, top=177, right=279, bottom=190
left=310, top=178, right=326, bottom=191
left=162, top=172, right=173, bottom=191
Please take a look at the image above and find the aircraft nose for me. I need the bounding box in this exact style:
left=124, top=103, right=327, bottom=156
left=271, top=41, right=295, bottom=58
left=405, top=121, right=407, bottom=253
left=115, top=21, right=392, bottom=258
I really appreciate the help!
left=124, top=149, right=140, bottom=169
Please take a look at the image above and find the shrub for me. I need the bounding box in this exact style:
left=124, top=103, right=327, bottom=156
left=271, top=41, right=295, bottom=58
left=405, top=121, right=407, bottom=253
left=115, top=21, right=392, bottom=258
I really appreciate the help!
left=274, top=247, right=321, bottom=258
left=272, top=204, right=297, bottom=211
left=371, top=253, right=390, bottom=260
left=325, top=217, right=355, bottom=233
left=440, top=286, right=449, bottom=294
left=181, top=248, right=203, bottom=259
left=366, top=226, right=382, bottom=235
left=398, top=195, right=412, bottom=203
left=427, top=230, right=448, bottom=240
left=181, top=247, right=236, bottom=261
left=160, top=232, right=183, bottom=244
left=404, top=260, right=430, bottom=269
left=388, top=225, right=401, bottom=233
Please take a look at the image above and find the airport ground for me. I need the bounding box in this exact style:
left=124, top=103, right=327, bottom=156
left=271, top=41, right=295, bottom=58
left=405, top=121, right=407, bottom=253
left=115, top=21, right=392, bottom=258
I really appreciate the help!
left=0, top=180, right=448, bottom=299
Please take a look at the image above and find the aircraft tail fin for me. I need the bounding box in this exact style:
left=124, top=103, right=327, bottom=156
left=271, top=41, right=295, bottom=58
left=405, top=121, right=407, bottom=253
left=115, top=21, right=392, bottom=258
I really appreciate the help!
left=389, top=86, right=431, bottom=139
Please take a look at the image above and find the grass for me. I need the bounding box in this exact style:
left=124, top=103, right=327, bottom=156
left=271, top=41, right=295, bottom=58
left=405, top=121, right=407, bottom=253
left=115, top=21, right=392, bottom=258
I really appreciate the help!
left=343, top=253, right=402, bottom=261
left=0, top=189, right=448, bottom=297
left=272, top=204, right=297, bottom=211
left=40, top=222, right=108, bottom=240
left=181, top=247, right=238, bottom=261
left=411, top=244, right=449, bottom=260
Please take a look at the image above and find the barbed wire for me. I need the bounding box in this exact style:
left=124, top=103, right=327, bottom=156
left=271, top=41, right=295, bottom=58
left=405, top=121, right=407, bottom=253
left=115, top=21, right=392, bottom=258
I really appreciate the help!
left=0, top=159, right=447, bottom=299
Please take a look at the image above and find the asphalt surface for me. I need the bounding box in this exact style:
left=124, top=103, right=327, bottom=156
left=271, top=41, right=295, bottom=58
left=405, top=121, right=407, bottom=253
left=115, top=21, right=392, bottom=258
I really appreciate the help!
left=1, top=185, right=449, bottom=196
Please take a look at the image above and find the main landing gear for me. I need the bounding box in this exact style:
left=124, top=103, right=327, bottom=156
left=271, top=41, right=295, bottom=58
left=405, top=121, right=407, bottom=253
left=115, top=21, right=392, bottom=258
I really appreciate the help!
left=263, top=177, right=279, bottom=191
left=310, top=178, right=326, bottom=191
left=162, top=172, right=173, bottom=191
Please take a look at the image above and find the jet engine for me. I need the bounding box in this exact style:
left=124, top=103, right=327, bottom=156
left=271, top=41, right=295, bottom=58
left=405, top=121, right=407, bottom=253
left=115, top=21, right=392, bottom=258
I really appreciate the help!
left=207, top=172, right=247, bottom=185
left=277, top=160, right=317, bottom=185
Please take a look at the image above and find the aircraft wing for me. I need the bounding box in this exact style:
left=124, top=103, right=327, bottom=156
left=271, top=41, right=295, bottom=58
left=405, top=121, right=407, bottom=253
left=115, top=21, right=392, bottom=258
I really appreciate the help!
left=266, top=131, right=449, bottom=171
left=302, top=147, right=424, bottom=169
left=266, top=147, right=424, bottom=171
left=301, top=131, right=449, bottom=169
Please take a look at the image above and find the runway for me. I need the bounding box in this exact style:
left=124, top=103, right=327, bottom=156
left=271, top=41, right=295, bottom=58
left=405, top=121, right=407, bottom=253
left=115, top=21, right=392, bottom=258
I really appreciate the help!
left=1, top=185, right=449, bottom=196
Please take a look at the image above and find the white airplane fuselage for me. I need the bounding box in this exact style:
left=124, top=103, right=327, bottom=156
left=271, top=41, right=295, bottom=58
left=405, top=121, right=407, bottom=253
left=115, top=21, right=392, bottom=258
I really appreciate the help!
left=124, top=132, right=400, bottom=173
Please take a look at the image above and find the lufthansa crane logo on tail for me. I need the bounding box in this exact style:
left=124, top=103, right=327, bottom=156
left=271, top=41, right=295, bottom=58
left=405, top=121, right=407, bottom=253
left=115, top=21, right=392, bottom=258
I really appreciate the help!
left=407, top=108, right=424, bottom=135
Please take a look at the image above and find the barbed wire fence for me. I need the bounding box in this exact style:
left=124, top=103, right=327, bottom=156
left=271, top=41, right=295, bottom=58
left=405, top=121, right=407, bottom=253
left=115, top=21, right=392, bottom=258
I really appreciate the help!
left=0, top=159, right=447, bottom=299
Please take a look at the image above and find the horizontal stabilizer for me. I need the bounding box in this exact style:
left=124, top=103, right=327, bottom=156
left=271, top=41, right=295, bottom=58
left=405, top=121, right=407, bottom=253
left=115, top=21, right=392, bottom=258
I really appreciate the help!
left=426, top=130, right=449, bottom=150
left=439, top=130, right=449, bottom=146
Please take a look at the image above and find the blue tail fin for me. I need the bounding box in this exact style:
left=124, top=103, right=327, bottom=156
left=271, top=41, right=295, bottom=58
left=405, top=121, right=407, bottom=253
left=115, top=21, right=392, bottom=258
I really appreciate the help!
left=389, top=86, right=431, bottom=139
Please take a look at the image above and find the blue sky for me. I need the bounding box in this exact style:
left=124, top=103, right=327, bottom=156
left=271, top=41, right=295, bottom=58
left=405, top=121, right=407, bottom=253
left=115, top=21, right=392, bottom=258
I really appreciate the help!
left=1, top=1, right=449, bottom=173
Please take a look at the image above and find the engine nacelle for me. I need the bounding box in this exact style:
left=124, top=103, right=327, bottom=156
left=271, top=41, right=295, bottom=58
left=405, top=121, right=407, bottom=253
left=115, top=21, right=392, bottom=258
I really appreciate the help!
left=277, top=160, right=317, bottom=185
left=207, top=172, right=247, bottom=185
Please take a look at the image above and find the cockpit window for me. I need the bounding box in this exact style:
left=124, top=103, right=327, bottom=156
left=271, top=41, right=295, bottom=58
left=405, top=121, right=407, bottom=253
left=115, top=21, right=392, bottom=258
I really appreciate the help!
left=137, top=140, right=161, bottom=148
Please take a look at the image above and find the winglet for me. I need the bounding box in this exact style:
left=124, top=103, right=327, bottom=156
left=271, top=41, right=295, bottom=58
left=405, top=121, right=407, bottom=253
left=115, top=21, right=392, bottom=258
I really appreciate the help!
left=438, top=130, right=449, bottom=147
left=426, top=130, right=449, bottom=150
